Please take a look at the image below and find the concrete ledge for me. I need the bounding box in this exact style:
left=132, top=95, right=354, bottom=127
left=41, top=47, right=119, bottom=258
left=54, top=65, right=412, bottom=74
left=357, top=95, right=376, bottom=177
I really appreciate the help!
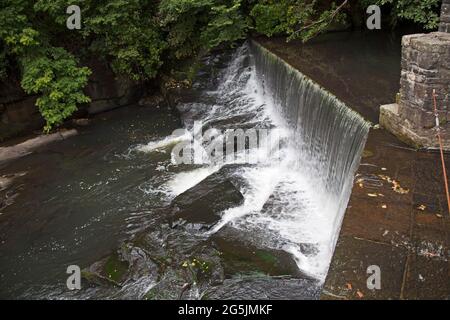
left=380, top=103, right=450, bottom=150
left=322, top=236, right=408, bottom=299
left=0, top=129, right=78, bottom=164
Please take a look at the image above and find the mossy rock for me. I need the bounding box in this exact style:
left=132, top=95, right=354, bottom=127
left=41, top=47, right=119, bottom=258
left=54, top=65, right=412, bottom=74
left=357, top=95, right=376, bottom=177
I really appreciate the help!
left=212, top=230, right=303, bottom=278
left=103, top=253, right=129, bottom=283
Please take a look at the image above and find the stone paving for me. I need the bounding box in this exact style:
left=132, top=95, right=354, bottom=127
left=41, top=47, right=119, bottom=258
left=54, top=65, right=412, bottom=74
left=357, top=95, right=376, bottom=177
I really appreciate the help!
left=257, top=31, right=450, bottom=300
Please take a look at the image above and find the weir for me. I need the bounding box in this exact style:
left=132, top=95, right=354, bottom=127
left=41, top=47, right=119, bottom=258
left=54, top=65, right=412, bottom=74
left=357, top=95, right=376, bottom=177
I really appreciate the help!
left=249, top=41, right=371, bottom=269
left=0, top=40, right=374, bottom=298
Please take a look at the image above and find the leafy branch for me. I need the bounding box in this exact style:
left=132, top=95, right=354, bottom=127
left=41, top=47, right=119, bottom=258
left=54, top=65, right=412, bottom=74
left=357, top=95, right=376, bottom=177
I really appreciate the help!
left=290, top=0, right=349, bottom=41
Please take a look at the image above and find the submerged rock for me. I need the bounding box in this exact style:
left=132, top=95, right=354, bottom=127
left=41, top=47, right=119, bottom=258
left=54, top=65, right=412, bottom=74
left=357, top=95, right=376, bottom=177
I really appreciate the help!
left=211, top=226, right=306, bottom=279
left=0, top=129, right=78, bottom=163
left=169, top=167, right=245, bottom=231
left=138, top=94, right=165, bottom=108
left=82, top=251, right=130, bottom=288
left=81, top=165, right=251, bottom=299
left=83, top=222, right=226, bottom=299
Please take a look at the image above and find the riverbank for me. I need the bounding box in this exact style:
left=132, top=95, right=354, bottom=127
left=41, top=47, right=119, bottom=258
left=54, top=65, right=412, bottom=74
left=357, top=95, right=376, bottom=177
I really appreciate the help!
left=256, top=30, right=449, bottom=299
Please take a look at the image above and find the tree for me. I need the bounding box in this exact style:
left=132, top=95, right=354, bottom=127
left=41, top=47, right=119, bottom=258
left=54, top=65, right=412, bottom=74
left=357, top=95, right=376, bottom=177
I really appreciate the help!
left=0, top=0, right=444, bottom=133
left=1, top=0, right=91, bottom=132
left=249, top=0, right=349, bottom=42
left=359, top=0, right=441, bottom=30
left=83, top=0, right=166, bottom=81
left=159, top=0, right=248, bottom=59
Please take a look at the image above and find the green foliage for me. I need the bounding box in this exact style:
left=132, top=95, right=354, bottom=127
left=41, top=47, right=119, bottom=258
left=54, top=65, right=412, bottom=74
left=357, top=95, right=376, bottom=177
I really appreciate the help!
left=83, top=0, right=166, bottom=81
left=201, top=0, right=249, bottom=49
left=0, top=0, right=444, bottom=134
left=21, top=47, right=91, bottom=132
left=0, top=48, right=8, bottom=79
left=34, top=0, right=168, bottom=80
left=250, top=1, right=290, bottom=37
left=159, top=0, right=214, bottom=59
left=159, top=0, right=248, bottom=59
left=289, top=1, right=348, bottom=42
left=359, top=0, right=441, bottom=30
left=1, top=0, right=91, bottom=131
left=249, top=0, right=347, bottom=42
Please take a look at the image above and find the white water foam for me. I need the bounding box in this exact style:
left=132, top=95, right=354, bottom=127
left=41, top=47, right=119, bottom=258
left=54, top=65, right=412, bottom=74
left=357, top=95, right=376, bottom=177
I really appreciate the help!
left=165, top=166, right=221, bottom=196
left=136, top=131, right=192, bottom=153
left=137, top=43, right=367, bottom=282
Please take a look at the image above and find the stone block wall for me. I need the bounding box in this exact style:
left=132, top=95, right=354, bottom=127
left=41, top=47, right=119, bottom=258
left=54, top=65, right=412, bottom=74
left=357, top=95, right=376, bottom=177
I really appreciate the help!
left=400, top=32, right=450, bottom=128
left=380, top=32, right=450, bottom=149
left=440, top=0, right=450, bottom=33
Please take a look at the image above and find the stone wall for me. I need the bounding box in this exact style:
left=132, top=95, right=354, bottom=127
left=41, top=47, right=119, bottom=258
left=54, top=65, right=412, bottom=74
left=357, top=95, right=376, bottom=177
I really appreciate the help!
left=380, top=32, right=450, bottom=149
left=400, top=33, right=450, bottom=127
left=0, top=81, right=43, bottom=142
left=83, top=59, right=142, bottom=115
left=440, top=0, right=450, bottom=33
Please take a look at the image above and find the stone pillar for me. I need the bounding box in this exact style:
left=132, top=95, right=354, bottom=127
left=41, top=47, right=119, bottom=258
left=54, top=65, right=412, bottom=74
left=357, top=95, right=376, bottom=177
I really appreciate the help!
left=380, top=32, right=450, bottom=149
left=440, top=0, right=450, bottom=33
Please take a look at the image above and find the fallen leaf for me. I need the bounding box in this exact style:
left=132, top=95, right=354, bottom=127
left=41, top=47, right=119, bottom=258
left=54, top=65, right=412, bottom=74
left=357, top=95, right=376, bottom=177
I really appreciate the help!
left=346, top=283, right=352, bottom=290
left=417, top=204, right=426, bottom=211
left=362, top=150, right=374, bottom=158
left=381, top=204, right=387, bottom=209
left=356, top=290, right=364, bottom=298
left=378, top=174, right=409, bottom=194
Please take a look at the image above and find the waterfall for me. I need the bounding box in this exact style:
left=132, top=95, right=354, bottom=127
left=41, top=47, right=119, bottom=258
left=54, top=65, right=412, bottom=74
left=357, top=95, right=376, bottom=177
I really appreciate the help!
left=249, top=41, right=371, bottom=278
left=140, top=42, right=371, bottom=282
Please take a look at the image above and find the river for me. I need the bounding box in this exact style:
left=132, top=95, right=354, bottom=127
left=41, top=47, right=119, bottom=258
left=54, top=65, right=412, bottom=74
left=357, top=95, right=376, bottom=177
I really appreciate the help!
left=0, top=40, right=370, bottom=299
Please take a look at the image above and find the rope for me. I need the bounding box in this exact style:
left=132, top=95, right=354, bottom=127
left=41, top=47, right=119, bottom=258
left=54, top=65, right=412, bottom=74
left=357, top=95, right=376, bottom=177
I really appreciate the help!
left=432, top=89, right=450, bottom=214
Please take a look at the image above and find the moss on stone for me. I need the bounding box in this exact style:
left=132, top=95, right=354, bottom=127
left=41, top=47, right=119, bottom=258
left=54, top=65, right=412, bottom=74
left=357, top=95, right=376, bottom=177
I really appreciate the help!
left=103, top=253, right=129, bottom=283
left=255, top=250, right=278, bottom=266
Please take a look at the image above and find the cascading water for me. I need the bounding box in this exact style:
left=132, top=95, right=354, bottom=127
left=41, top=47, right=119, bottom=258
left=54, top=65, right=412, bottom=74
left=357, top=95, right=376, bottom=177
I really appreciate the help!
left=247, top=41, right=371, bottom=280
left=0, top=40, right=372, bottom=299
left=139, top=42, right=370, bottom=283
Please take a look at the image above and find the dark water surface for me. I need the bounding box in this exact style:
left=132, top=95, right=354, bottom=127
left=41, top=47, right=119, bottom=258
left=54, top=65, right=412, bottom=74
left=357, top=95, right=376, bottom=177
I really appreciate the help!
left=0, top=107, right=181, bottom=298
left=256, top=30, right=406, bottom=123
